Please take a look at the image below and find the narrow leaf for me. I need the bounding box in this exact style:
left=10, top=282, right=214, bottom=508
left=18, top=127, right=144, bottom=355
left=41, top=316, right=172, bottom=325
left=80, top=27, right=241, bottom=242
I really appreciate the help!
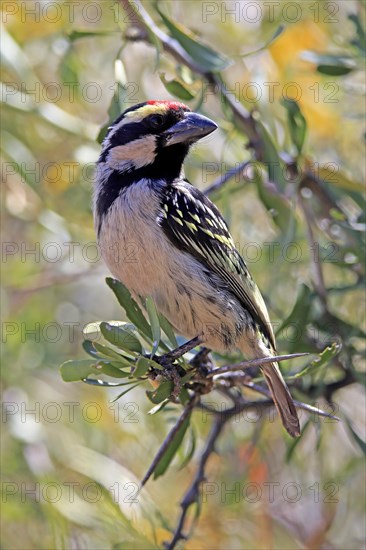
left=281, top=98, right=307, bottom=155
left=301, top=51, right=356, bottom=76
left=277, top=283, right=312, bottom=334
left=286, top=419, right=311, bottom=461
left=256, top=120, right=287, bottom=191
left=134, top=356, right=153, bottom=378
left=239, top=24, right=285, bottom=57
left=106, top=278, right=152, bottom=339
left=344, top=415, right=366, bottom=455
left=318, top=166, right=364, bottom=193
left=157, top=7, right=231, bottom=72
left=348, top=14, right=366, bottom=55
left=159, top=72, right=195, bottom=100
left=288, top=343, right=341, bottom=380
left=60, top=359, right=130, bottom=382
left=67, top=30, right=110, bottom=41
left=98, top=82, right=128, bottom=143
left=146, top=297, right=161, bottom=357
left=82, top=339, right=102, bottom=359
left=153, top=415, right=191, bottom=478
left=178, top=426, right=196, bottom=469
left=158, top=313, right=178, bottom=348
left=148, top=399, right=170, bottom=415
left=82, top=378, right=133, bottom=387
left=100, top=321, right=142, bottom=354
left=146, top=381, right=173, bottom=404
left=92, top=341, right=133, bottom=367
left=110, top=382, right=143, bottom=403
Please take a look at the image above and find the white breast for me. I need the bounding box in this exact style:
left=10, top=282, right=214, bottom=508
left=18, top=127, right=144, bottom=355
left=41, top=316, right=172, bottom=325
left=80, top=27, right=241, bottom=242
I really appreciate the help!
left=96, top=179, right=248, bottom=352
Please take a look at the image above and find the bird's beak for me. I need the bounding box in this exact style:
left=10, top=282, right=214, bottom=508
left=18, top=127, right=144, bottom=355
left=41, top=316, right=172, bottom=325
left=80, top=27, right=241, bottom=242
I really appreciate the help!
left=162, top=112, right=217, bottom=146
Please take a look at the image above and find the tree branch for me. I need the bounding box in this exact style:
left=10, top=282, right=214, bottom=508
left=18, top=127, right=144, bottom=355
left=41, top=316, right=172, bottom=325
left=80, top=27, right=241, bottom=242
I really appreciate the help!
left=215, top=374, right=340, bottom=421
left=203, top=160, right=251, bottom=195
left=140, top=393, right=200, bottom=488
left=165, top=413, right=227, bottom=550
left=207, top=352, right=309, bottom=377
left=161, top=336, right=202, bottom=364
left=119, top=0, right=260, bottom=149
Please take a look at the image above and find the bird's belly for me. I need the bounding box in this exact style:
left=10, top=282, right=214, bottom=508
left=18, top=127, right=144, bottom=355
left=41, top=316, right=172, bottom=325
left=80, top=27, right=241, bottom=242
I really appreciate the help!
left=99, top=230, right=247, bottom=353
left=98, top=195, right=251, bottom=353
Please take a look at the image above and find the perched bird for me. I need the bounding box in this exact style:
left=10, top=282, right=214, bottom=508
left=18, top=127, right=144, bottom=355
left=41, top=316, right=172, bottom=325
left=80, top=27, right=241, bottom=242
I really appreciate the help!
left=94, top=100, right=300, bottom=437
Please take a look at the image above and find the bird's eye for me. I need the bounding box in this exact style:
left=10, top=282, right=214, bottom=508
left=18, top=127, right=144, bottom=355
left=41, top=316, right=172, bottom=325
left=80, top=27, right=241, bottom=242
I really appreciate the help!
left=149, top=114, right=165, bottom=129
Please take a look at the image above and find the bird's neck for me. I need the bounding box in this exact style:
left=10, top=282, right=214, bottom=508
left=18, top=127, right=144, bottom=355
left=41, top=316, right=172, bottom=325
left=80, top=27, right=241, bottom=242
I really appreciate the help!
left=95, top=142, right=189, bottom=222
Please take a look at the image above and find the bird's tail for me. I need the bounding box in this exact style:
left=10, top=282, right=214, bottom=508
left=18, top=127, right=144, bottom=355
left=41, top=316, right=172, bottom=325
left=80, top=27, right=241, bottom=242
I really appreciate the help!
left=261, top=362, right=300, bottom=437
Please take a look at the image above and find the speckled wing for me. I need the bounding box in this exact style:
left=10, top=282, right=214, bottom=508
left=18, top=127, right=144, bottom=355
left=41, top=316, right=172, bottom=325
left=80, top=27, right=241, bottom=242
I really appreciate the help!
left=159, top=180, right=276, bottom=349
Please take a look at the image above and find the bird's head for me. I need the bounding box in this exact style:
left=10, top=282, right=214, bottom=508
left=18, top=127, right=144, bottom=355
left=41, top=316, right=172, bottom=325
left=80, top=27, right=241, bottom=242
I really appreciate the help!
left=98, top=100, right=217, bottom=179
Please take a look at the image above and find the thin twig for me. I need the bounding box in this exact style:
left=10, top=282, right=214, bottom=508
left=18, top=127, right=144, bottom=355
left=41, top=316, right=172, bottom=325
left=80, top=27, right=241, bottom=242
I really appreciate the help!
left=162, top=336, right=202, bottom=364
left=196, top=398, right=274, bottom=415
left=207, top=352, right=309, bottom=378
left=198, top=374, right=340, bottom=420
left=203, top=160, right=251, bottom=195
left=140, top=394, right=199, bottom=488
left=166, top=414, right=227, bottom=550
left=234, top=376, right=340, bottom=420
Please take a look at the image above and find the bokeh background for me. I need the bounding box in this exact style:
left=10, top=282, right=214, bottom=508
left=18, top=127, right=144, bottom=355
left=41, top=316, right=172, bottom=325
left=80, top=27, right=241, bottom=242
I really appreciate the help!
left=1, top=1, right=365, bottom=548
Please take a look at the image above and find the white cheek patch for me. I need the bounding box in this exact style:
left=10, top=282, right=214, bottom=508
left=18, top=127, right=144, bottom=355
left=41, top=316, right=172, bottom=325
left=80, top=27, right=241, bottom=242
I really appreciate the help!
left=108, top=135, right=157, bottom=171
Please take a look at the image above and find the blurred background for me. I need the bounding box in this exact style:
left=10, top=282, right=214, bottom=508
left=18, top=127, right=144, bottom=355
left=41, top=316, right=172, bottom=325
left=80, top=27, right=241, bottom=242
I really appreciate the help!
left=1, top=1, right=365, bottom=548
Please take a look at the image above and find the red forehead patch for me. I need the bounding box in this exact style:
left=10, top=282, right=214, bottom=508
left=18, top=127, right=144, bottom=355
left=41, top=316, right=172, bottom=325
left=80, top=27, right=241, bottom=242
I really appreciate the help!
left=147, top=100, right=189, bottom=111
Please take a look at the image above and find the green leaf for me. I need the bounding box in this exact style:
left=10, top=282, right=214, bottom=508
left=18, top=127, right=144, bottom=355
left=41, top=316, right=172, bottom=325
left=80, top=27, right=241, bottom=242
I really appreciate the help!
left=67, top=30, right=111, bottom=41
left=60, top=359, right=130, bottom=382
left=159, top=72, right=195, bottom=100
left=288, top=343, right=341, bottom=380
left=82, top=339, right=102, bottom=359
left=239, top=24, right=285, bottom=58
left=281, top=98, right=307, bottom=155
left=277, top=284, right=313, bottom=335
left=158, top=313, right=178, bottom=348
left=344, top=414, right=366, bottom=455
left=147, top=399, right=170, bottom=415
left=60, top=360, right=97, bottom=381
left=157, top=7, right=231, bottom=72
left=92, top=342, right=133, bottom=367
left=83, top=337, right=133, bottom=364
left=255, top=120, right=287, bottom=191
left=301, top=51, right=356, bottom=76
left=98, top=83, right=128, bottom=143
left=178, top=386, right=190, bottom=405
left=134, top=356, right=153, bottom=377
left=178, top=426, right=196, bottom=469
left=349, top=14, right=366, bottom=55
left=286, top=419, right=311, bottom=462
left=92, top=361, right=131, bottom=378
left=317, top=64, right=354, bottom=77
left=82, top=378, right=133, bottom=387
left=58, top=48, right=80, bottom=91
left=145, top=297, right=161, bottom=357
left=106, top=278, right=152, bottom=339
left=252, top=147, right=291, bottom=232
left=100, top=322, right=142, bottom=354
left=146, top=381, right=173, bottom=404
left=111, top=382, right=143, bottom=403
left=318, top=166, right=364, bottom=193
left=153, top=415, right=191, bottom=478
